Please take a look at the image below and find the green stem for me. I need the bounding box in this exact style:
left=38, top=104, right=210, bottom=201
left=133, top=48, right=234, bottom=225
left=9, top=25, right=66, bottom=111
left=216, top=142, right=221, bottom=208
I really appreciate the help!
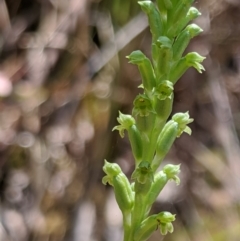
left=123, top=212, right=132, bottom=241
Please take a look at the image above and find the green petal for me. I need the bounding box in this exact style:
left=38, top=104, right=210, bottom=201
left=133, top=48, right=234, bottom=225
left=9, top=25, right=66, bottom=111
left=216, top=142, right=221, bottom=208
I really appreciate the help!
left=184, top=126, right=192, bottom=135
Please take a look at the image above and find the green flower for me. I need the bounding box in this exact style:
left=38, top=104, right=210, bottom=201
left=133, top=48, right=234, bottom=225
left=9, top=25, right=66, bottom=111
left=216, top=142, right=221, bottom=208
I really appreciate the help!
left=158, top=212, right=176, bottom=235
left=172, top=111, right=194, bottom=136
left=127, top=50, right=156, bottom=93
left=102, top=160, right=134, bottom=213
left=133, top=94, right=155, bottom=117
left=102, top=160, right=122, bottom=185
left=112, top=111, right=135, bottom=137
left=131, top=161, right=154, bottom=184
left=185, top=52, right=206, bottom=73
left=169, top=52, right=206, bottom=83
left=163, top=164, right=181, bottom=185
left=154, top=80, right=173, bottom=100
left=186, top=24, right=203, bottom=38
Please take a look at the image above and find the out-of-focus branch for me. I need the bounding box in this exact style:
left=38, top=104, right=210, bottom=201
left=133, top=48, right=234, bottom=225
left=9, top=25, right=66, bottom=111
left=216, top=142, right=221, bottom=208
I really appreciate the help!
left=88, top=13, right=148, bottom=77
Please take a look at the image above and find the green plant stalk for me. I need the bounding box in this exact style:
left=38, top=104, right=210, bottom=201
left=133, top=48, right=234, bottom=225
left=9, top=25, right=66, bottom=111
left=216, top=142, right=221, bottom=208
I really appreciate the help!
left=123, top=212, right=132, bottom=241
left=103, top=1, right=205, bottom=240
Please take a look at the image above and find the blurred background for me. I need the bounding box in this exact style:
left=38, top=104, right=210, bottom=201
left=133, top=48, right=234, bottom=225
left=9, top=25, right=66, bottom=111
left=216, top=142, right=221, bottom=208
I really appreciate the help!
left=0, top=0, right=240, bottom=240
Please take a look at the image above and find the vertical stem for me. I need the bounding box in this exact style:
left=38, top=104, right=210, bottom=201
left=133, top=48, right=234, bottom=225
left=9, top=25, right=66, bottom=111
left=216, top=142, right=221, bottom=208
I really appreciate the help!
left=123, top=212, right=132, bottom=241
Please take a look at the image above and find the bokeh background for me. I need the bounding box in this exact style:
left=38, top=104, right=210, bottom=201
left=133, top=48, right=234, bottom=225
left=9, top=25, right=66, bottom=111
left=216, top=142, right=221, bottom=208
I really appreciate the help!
left=1, top=0, right=240, bottom=240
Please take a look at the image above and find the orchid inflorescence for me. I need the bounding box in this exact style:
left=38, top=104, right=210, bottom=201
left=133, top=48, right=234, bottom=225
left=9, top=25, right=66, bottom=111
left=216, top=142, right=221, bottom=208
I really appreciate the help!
left=102, top=1, right=205, bottom=241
